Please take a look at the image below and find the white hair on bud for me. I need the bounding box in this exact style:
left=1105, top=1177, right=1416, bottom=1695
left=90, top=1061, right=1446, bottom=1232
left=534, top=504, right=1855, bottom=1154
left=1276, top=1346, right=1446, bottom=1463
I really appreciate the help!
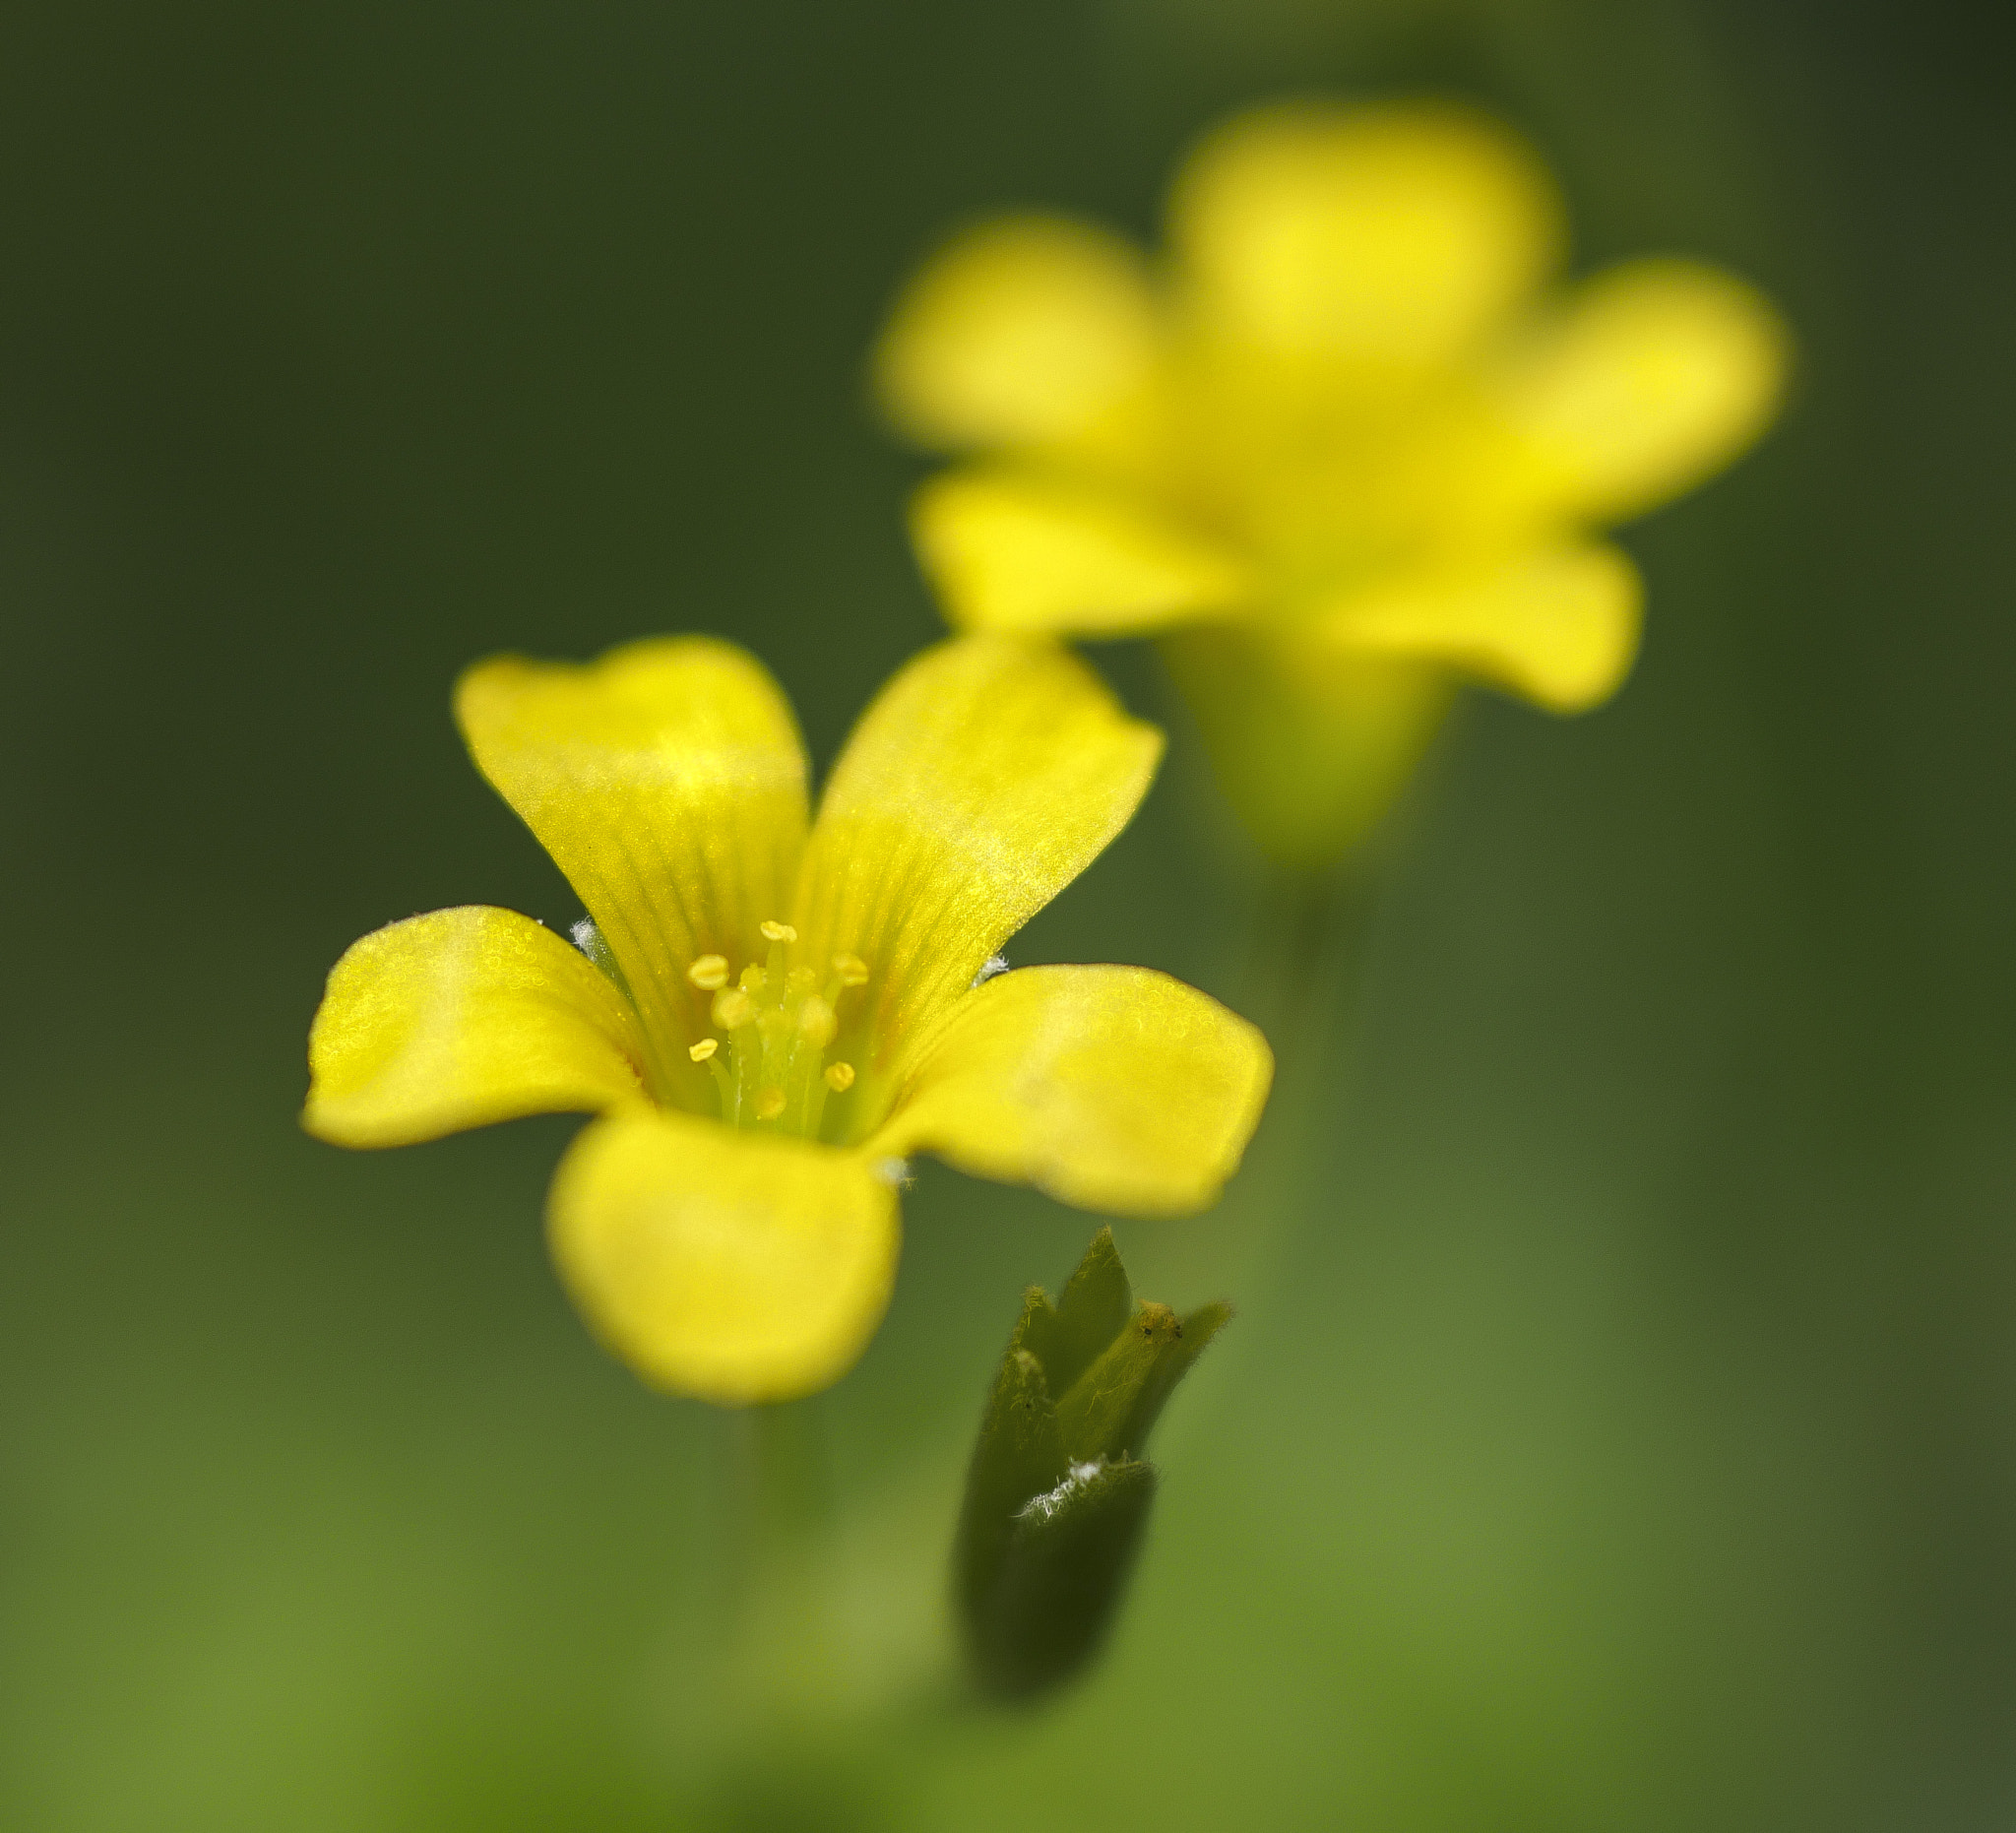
left=870, top=1157, right=913, bottom=1188
left=1018, top=1459, right=1109, bottom=1523
left=972, top=954, right=1010, bottom=987
left=571, top=918, right=598, bottom=953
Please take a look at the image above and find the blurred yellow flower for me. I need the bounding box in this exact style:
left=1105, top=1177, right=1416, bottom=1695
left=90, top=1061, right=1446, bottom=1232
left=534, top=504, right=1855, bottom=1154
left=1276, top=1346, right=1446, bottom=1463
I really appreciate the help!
left=876, top=100, right=1790, bottom=862
left=303, top=635, right=1272, bottom=1404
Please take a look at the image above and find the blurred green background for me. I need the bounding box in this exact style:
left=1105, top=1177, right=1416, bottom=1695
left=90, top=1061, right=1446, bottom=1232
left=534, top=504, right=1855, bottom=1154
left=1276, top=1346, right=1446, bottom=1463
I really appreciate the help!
left=6, top=0, right=2015, bottom=1826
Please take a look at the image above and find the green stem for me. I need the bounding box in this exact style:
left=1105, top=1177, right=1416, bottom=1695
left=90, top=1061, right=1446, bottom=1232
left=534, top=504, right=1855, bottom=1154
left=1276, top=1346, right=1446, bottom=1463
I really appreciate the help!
left=722, top=1400, right=836, bottom=1687
left=746, top=1399, right=833, bottom=1546
left=1241, top=859, right=1375, bottom=1085
left=1210, top=858, right=1382, bottom=1303
left=704, top=1399, right=888, bottom=1828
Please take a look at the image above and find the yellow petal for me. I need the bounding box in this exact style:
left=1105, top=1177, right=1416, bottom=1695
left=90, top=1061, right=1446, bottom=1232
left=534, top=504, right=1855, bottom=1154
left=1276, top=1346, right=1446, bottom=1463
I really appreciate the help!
left=912, top=468, right=1253, bottom=636
left=794, top=637, right=1163, bottom=1102
left=1494, top=258, right=1790, bottom=522
left=456, top=637, right=809, bottom=1081
left=304, top=906, right=648, bottom=1148
left=1161, top=627, right=1455, bottom=867
left=872, top=965, right=1271, bottom=1218
left=1169, top=100, right=1562, bottom=364
left=1317, top=540, right=1644, bottom=714
left=548, top=1109, right=900, bottom=1404
left=875, top=214, right=1162, bottom=451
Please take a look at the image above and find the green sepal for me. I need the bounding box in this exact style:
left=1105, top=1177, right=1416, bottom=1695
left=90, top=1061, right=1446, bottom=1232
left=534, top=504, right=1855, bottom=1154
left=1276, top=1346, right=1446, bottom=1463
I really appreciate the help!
left=969, top=1457, right=1158, bottom=1700
left=1010, top=1226, right=1131, bottom=1397
left=955, top=1345, right=1066, bottom=1623
left=1054, top=1298, right=1232, bottom=1466
left=1160, top=625, right=1454, bottom=867
left=955, top=1229, right=1229, bottom=1702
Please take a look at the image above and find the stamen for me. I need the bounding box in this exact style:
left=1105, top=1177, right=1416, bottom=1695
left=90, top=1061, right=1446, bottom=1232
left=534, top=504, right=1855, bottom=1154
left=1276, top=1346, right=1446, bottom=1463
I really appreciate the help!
left=687, top=933, right=870, bottom=1140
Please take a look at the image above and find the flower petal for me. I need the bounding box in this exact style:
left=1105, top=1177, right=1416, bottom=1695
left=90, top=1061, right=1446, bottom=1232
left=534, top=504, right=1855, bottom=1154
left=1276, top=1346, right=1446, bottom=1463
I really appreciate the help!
left=1493, top=258, right=1790, bottom=522
left=912, top=468, right=1254, bottom=636
left=304, top=906, right=648, bottom=1148
left=547, top=1109, right=900, bottom=1404
left=794, top=637, right=1163, bottom=1104
left=874, top=215, right=1162, bottom=452
left=871, top=965, right=1271, bottom=1218
left=1170, top=100, right=1562, bottom=364
left=456, top=637, right=809, bottom=1079
left=1316, top=540, right=1644, bottom=714
left=1161, top=627, right=1455, bottom=867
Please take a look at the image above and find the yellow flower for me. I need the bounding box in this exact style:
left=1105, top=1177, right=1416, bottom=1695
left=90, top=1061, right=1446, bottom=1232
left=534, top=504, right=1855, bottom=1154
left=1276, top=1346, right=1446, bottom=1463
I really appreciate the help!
left=303, top=635, right=1273, bottom=1405
left=875, top=99, right=1790, bottom=863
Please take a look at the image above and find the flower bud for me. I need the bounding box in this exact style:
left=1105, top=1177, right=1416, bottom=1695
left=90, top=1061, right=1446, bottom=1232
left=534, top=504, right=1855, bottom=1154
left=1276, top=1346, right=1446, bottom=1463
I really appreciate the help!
left=954, top=1228, right=1229, bottom=1699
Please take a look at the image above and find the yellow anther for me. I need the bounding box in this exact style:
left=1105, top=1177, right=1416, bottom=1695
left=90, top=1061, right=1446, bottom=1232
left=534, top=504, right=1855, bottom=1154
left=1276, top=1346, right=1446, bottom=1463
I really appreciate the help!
left=688, top=1038, right=719, bottom=1063
left=755, top=1087, right=787, bottom=1120
left=797, top=996, right=836, bottom=1047
left=831, top=953, right=868, bottom=987
left=712, top=987, right=755, bottom=1030
left=823, top=1061, right=855, bottom=1093
left=738, top=963, right=766, bottom=994
left=787, top=964, right=817, bottom=994
left=760, top=919, right=797, bottom=943
left=686, top=954, right=729, bottom=990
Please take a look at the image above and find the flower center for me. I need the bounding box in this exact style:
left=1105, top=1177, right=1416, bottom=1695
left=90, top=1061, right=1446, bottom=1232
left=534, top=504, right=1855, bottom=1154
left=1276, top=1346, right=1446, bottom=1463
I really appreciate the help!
left=683, top=920, right=868, bottom=1142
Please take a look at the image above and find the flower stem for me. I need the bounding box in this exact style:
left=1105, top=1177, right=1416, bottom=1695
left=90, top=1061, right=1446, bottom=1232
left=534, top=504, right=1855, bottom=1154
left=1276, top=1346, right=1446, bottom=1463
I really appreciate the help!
left=1240, top=858, right=1375, bottom=1085
left=702, top=1398, right=886, bottom=1824
left=1207, top=857, right=1382, bottom=1304
left=724, top=1399, right=837, bottom=1680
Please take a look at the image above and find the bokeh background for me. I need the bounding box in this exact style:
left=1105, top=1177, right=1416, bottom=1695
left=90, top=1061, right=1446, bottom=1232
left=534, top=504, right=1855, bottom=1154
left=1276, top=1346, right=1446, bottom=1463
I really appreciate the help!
left=6, top=0, right=2016, bottom=1826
